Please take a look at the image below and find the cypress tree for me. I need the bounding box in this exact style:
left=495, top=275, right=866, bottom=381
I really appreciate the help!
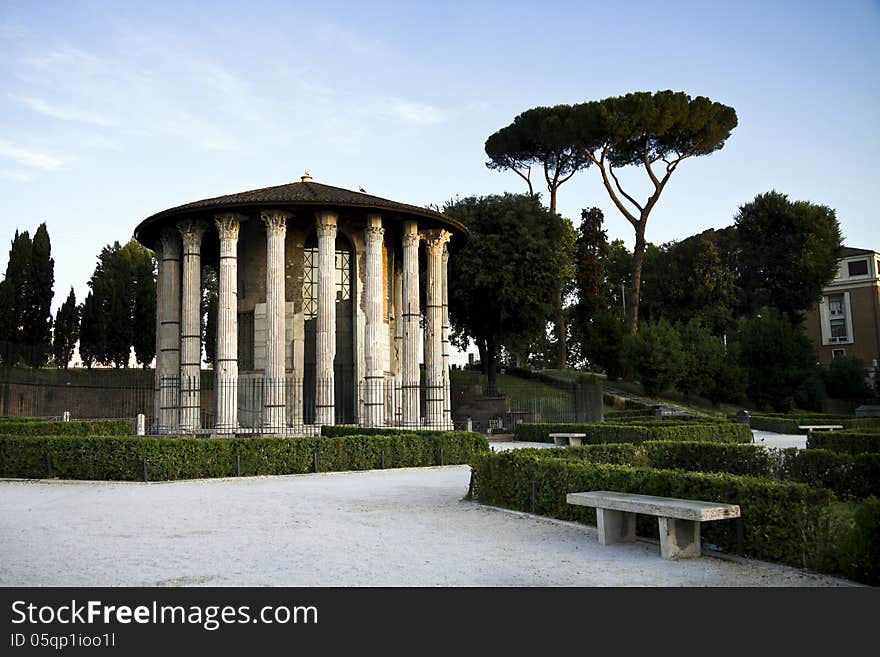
left=23, top=223, right=54, bottom=366
left=53, top=288, right=80, bottom=369
left=0, top=230, right=32, bottom=365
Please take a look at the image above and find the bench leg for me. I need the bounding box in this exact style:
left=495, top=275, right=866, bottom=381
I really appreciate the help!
left=570, top=437, right=583, bottom=446
left=658, top=517, right=701, bottom=559
left=597, top=509, right=636, bottom=545
left=553, top=437, right=565, bottom=446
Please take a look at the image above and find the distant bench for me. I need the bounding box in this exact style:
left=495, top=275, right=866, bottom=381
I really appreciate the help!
left=799, top=425, right=844, bottom=434
left=566, top=491, right=741, bottom=559
left=549, top=433, right=586, bottom=446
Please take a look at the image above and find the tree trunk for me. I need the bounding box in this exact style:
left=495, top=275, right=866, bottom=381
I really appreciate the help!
left=628, top=226, right=646, bottom=334
left=476, top=338, right=487, bottom=375
left=486, top=334, right=497, bottom=397
left=549, top=187, right=567, bottom=368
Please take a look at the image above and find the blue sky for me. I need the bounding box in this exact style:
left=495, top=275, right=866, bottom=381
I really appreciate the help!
left=0, top=0, right=878, bottom=316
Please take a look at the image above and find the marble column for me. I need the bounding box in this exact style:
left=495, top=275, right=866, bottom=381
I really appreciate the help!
left=261, top=210, right=289, bottom=433
left=177, top=220, right=207, bottom=433
left=401, top=221, right=421, bottom=428
left=152, top=241, right=164, bottom=432
left=441, top=241, right=452, bottom=429
left=392, top=267, right=404, bottom=426
left=422, top=229, right=451, bottom=429
left=157, top=228, right=181, bottom=434
left=315, top=211, right=337, bottom=426
left=214, top=213, right=244, bottom=433
left=363, top=214, right=385, bottom=427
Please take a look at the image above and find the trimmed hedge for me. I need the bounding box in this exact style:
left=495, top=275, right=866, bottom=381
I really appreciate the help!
left=749, top=415, right=880, bottom=434
left=470, top=450, right=834, bottom=569
left=0, top=419, right=131, bottom=436
left=513, top=422, right=751, bottom=444
left=552, top=440, right=879, bottom=500
left=807, top=431, right=880, bottom=455
left=0, top=432, right=489, bottom=481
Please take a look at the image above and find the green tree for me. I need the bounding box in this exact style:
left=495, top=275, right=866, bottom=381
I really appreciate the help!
left=734, top=308, right=822, bottom=411
left=52, top=288, right=80, bottom=369
left=575, top=91, right=738, bottom=333
left=81, top=239, right=157, bottom=368
left=78, top=292, right=99, bottom=368
left=445, top=193, right=566, bottom=393
left=0, top=230, right=32, bottom=364
left=127, top=241, right=157, bottom=367
left=824, top=356, right=872, bottom=402
left=22, top=223, right=54, bottom=366
left=675, top=318, right=743, bottom=403
left=485, top=105, right=591, bottom=368
left=620, top=319, right=684, bottom=397
left=735, top=191, right=842, bottom=321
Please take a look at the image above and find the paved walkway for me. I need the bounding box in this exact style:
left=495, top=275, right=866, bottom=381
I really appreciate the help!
left=0, top=466, right=850, bottom=587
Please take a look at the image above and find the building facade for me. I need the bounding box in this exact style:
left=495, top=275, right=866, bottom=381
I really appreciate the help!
left=803, top=246, right=880, bottom=383
left=134, top=176, right=466, bottom=435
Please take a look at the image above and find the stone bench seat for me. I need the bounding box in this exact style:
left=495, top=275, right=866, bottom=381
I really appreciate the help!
left=549, top=432, right=586, bottom=446
left=566, top=491, right=740, bottom=559
left=798, top=425, right=844, bottom=432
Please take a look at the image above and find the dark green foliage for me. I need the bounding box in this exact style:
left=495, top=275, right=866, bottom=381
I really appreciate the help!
left=823, top=356, right=872, bottom=402
left=470, top=450, right=831, bottom=569
left=828, top=497, right=880, bottom=585
left=735, top=191, right=842, bottom=320
left=807, top=431, right=880, bottom=455
left=734, top=309, right=823, bottom=411
left=0, top=432, right=489, bottom=481
left=513, top=421, right=752, bottom=444
left=676, top=319, right=733, bottom=401
left=620, top=319, right=684, bottom=396
left=22, top=224, right=54, bottom=367
left=573, top=91, right=737, bottom=333
left=0, top=419, right=131, bottom=436
left=81, top=240, right=156, bottom=367
left=749, top=415, right=880, bottom=435
left=52, top=288, right=80, bottom=369
left=444, top=194, right=568, bottom=391
left=640, top=232, right=738, bottom=334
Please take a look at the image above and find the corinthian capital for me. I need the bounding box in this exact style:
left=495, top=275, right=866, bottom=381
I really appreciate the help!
left=315, top=210, right=338, bottom=239
left=177, top=220, right=208, bottom=251
left=159, top=227, right=181, bottom=258
left=261, top=210, right=291, bottom=234
left=420, top=229, right=452, bottom=255
left=215, top=213, right=246, bottom=241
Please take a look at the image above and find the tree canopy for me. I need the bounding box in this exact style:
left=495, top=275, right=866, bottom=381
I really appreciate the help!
left=574, top=90, right=738, bottom=333
left=52, top=287, right=80, bottom=369
left=734, top=191, right=842, bottom=321
left=444, top=193, right=566, bottom=391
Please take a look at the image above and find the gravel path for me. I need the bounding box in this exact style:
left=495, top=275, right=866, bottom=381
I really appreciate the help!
left=0, top=466, right=851, bottom=587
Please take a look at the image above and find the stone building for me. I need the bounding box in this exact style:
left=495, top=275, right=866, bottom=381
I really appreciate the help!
left=803, top=246, right=880, bottom=385
left=134, top=176, right=466, bottom=434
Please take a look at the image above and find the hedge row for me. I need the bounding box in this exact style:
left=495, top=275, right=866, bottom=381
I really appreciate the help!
left=469, top=450, right=834, bottom=570
left=513, top=422, right=752, bottom=444
left=748, top=415, right=880, bottom=434
left=0, top=432, right=489, bottom=481
left=0, top=419, right=131, bottom=436
left=470, top=449, right=879, bottom=584
left=807, top=431, right=880, bottom=455
left=530, top=441, right=879, bottom=500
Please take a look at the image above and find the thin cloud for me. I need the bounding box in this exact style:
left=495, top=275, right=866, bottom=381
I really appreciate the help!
left=12, top=95, right=114, bottom=126
left=0, top=140, right=63, bottom=170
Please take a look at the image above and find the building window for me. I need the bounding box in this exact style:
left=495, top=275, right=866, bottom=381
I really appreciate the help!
left=827, top=293, right=849, bottom=343
left=831, top=348, right=846, bottom=360
left=303, top=246, right=352, bottom=319
left=848, top=259, right=868, bottom=276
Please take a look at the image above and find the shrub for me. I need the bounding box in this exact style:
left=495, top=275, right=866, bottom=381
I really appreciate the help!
left=0, top=432, right=489, bottom=481
left=470, top=450, right=834, bottom=569
left=824, top=356, right=872, bottom=402
left=0, top=419, right=131, bottom=436
left=807, top=431, right=880, bottom=455
left=620, top=319, right=684, bottom=397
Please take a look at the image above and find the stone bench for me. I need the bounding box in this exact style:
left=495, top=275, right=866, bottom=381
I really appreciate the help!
left=549, top=432, right=586, bottom=446
left=799, top=425, right=844, bottom=433
left=566, top=491, right=740, bottom=559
